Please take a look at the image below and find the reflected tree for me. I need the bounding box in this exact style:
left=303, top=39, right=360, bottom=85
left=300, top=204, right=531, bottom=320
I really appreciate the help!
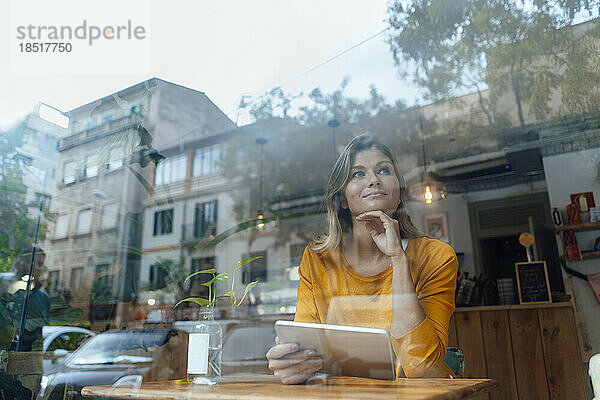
left=387, top=0, right=600, bottom=126
left=0, top=123, right=40, bottom=273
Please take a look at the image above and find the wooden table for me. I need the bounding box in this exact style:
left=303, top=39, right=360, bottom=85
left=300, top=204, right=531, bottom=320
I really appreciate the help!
left=81, top=375, right=497, bottom=400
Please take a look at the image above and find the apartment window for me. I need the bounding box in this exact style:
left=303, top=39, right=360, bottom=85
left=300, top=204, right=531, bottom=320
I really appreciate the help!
left=70, top=267, right=84, bottom=288
left=193, top=144, right=221, bottom=176
left=48, top=270, right=60, bottom=291
left=76, top=209, right=93, bottom=234
left=191, top=257, right=215, bottom=299
left=63, top=161, right=77, bottom=184
left=84, top=154, right=99, bottom=178
left=194, top=200, right=218, bottom=238
left=54, top=214, right=69, bottom=239
left=92, top=264, right=113, bottom=302
left=154, top=154, right=186, bottom=186
left=153, top=209, right=173, bottom=235
left=149, top=263, right=169, bottom=290
left=242, top=251, right=267, bottom=284
left=100, top=203, right=119, bottom=229
left=108, top=147, right=124, bottom=171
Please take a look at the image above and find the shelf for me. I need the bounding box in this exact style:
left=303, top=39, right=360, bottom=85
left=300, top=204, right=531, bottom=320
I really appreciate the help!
left=560, top=250, right=600, bottom=261
left=554, top=221, right=600, bottom=232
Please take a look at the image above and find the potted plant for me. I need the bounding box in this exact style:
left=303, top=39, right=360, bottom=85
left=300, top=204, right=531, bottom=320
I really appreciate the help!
left=174, top=256, right=260, bottom=385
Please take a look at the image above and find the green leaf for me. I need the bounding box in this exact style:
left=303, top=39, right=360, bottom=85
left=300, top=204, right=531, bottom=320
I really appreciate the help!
left=244, top=280, right=259, bottom=295
left=202, top=273, right=228, bottom=286
left=184, top=268, right=216, bottom=282
left=174, top=297, right=212, bottom=308
left=232, top=256, right=262, bottom=272
left=212, top=273, right=228, bottom=282
left=234, top=280, right=259, bottom=306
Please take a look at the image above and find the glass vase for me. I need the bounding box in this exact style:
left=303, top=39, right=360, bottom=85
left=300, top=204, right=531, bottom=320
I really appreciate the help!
left=187, top=308, right=222, bottom=385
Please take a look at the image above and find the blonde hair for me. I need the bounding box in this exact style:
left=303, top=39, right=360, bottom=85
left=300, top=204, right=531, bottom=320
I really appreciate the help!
left=311, top=134, right=422, bottom=253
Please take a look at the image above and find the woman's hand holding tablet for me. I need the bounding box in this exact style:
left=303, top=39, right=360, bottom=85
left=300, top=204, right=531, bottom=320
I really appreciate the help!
left=266, top=336, right=323, bottom=384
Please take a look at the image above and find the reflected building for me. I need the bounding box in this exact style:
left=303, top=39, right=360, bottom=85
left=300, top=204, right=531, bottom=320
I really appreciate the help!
left=138, top=119, right=307, bottom=317
left=45, top=78, right=235, bottom=328
left=13, top=109, right=68, bottom=215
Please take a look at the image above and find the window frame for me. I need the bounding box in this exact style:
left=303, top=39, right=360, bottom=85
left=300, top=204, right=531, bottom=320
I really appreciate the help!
left=193, top=144, right=221, bottom=177
left=100, top=202, right=119, bottom=230
left=194, top=200, right=218, bottom=239
left=54, top=213, right=70, bottom=239
left=62, top=160, right=77, bottom=185
left=84, top=154, right=99, bottom=178
left=242, top=251, right=267, bottom=284
left=153, top=208, right=174, bottom=235
left=154, top=154, right=187, bottom=186
left=76, top=208, right=93, bottom=235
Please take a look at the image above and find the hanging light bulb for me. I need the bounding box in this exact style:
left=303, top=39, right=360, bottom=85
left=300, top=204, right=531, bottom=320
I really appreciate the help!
left=256, top=212, right=265, bottom=231
left=424, top=185, right=433, bottom=205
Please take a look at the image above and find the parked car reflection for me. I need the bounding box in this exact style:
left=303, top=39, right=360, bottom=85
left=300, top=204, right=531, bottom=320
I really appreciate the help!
left=41, top=326, right=95, bottom=372
left=37, top=328, right=183, bottom=400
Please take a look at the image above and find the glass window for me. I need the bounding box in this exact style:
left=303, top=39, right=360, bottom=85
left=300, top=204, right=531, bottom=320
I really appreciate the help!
left=6, top=4, right=600, bottom=393
left=190, top=257, right=215, bottom=299
left=155, top=154, right=187, bottom=186
left=48, top=270, right=60, bottom=291
left=108, top=147, right=124, bottom=171
left=62, top=161, right=77, bottom=184
left=148, top=263, right=168, bottom=290
left=242, top=251, right=267, bottom=284
left=76, top=209, right=93, bottom=234
left=54, top=214, right=69, bottom=239
left=100, top=203, right=118, bottom=229
left=193, top=144, right=221, bottom=176
left=70, top=267, right=84, bottom=288
left=153, top=209, right=173, bottom=235
left=194, top=200, right=217, bottom=238
left=92, top=264, right=114, bottom=303
left=84, top=154, right=99, bottom=178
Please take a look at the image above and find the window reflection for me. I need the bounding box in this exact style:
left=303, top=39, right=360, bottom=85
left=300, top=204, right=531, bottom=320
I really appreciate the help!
left=1, top=3, right=599, bottom=397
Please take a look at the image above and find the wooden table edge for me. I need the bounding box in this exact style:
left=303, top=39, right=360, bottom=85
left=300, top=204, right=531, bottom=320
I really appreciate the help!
left=81, top=378, right=499, bottom=400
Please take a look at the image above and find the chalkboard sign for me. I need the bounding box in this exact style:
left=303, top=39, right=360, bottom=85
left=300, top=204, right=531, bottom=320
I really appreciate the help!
left=514, top=261, right=552, bottom=304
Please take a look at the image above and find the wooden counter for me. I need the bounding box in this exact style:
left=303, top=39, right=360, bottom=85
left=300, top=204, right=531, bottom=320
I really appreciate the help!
left=447, top=301, right=587, bottom=399
left=82, top=377, right=498, bottom=400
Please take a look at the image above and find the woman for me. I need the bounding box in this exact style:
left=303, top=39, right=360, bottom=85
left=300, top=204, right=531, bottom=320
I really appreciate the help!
left=266, top=134, right=458, bottom=383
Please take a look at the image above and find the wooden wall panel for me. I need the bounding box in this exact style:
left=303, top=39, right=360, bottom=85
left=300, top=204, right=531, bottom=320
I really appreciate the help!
left=480, top=311, right=518, bottom=400
left=509, top=309, right=549, bottom=400
left=455, top=311, right=489, bottom=400
left=448, top=314, right=458, bottom=348
left=538, top=307, right=587, bottom=400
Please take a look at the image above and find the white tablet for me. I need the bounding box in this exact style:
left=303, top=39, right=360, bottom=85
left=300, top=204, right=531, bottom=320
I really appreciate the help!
left=274, top=320, right=396, bottom=380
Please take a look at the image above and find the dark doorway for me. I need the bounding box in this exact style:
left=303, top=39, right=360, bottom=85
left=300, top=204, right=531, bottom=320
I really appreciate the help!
left=480, top=235, right=527, bottom=280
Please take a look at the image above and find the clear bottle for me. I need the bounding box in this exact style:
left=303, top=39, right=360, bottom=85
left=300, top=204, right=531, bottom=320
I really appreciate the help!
left=187, top=309, right=222, bottom=385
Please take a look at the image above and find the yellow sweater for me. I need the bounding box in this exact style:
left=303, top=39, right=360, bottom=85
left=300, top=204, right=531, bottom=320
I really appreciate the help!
left=294, top=236, right=458, bottom=378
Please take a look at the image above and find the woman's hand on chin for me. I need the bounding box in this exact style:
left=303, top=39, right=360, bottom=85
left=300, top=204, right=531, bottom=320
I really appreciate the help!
left=355, top=210, right=405, bottom=258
